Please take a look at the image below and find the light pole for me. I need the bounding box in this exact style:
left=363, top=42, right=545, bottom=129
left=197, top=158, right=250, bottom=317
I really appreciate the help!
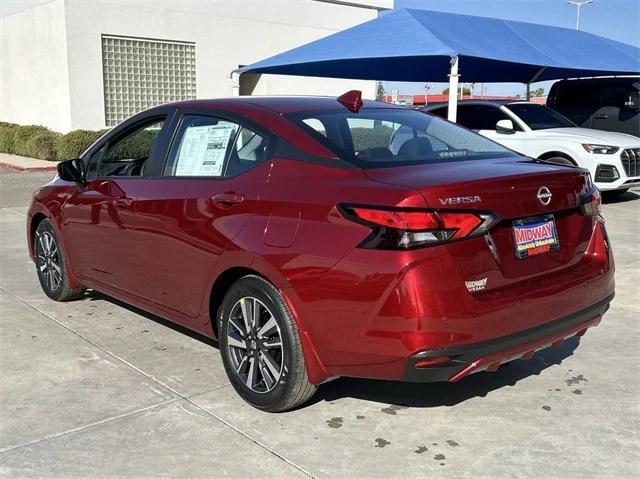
left=567, top=0, right=593, bottom=30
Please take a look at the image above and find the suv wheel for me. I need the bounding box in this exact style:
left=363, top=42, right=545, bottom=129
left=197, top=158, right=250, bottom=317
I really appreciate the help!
left=34, top=219, right=86, bottom=301
left=218, top=275, right=316, bottom=412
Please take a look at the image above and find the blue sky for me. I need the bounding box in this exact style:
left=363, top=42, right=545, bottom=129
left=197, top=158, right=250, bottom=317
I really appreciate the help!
left=384, top=0, right=640, bottom=97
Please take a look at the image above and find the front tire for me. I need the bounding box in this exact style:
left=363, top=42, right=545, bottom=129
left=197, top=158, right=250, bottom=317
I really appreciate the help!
left=218, top=275, right=316, bottom=412
left=602, top=188, right=629, bottom=200
left=34, top=219, right=86, bottom=301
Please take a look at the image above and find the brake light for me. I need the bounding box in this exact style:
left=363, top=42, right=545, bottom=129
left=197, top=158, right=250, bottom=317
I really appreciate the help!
left=580, top=189, right=601, bottom=216
left=339, top=205, right=498, bottom=249
left=351, top=208, right=439, bottom=230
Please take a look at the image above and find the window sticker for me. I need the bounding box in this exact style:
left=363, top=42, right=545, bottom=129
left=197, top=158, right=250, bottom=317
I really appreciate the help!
left=175, top=123, right=236, bottom=176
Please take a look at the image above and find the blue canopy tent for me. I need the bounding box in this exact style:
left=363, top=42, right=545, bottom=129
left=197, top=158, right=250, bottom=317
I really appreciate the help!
left=234, top=8, right=640, bottom=121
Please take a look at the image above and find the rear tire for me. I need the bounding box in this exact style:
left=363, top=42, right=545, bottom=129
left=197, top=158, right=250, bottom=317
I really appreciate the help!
left=218, top=275, right=316, bottom=412
left=602, top=188, right=629, bottom=200
left=34, top=219, right=86, bottom=301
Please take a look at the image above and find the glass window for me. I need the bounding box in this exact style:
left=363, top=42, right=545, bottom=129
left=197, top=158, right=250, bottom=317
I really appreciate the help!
left=164, top=116, right=239, bottom=177
left=99, top=120, right=164, bottom=177
left=554, top=83, right=599, bottom=108
left=600, top=86, right=632, bottom=107
left=225, top=127, right=268, bottom=177
left=102, top=35, right=196, bottom=126
left=287, top=108, right=515, bottom=168
left=507, top=103, right=576, bottom=130
left=456, top=105, right=517, bottom=131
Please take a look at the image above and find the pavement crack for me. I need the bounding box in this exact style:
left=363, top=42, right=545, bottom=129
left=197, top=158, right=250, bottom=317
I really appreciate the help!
left=0, top=400, right=177, bottom=454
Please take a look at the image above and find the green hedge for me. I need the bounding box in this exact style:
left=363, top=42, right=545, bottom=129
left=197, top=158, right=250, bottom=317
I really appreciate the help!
left=55, top=129, right=107, bottom=161
left=351, top=126, right=394, bottom=152
left=26, top=131, right=61, bottom=161
left=0, top=123, right=109, bottom=162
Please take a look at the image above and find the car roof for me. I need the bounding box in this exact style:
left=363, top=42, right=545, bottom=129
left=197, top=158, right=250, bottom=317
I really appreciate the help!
left=160, top=96, right=403, bottom=115
left=421, top=100, right=536, bottom=110
left=553, top=76, right=640, bottom=86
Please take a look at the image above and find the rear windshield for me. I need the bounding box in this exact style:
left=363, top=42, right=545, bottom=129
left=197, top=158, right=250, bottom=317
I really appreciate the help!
left=286, top=108, right=517, bottom=168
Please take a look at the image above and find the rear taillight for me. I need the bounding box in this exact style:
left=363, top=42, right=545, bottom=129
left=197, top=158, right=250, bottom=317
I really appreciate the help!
left=339, top=204, right=499, bottom=249
left=580, top=188, right=601, bottom=216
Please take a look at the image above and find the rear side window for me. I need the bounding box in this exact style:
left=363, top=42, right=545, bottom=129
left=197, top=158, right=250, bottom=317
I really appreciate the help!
left=554, top=83, right=599, bottom=108
left=287, top=108, right=515, bottom=168
left=163, top=115, right=267, bottom=177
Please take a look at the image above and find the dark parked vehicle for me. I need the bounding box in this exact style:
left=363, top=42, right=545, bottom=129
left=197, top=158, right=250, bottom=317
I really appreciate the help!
left=28, top=92, right=614, bottom=412
left=547, top=77, right=640, bottom=137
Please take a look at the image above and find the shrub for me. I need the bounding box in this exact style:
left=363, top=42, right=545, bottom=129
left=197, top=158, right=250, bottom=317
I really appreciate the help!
left=11, top=125, right=50, bottom=156
left=351, top=125, right=394, bottom=152
left=0, top=121, right=18, bottom=129
left=55, top=129, right=106, bottom=160
left=0, top=125, right=19, bottom=153
left=25, top=131, right=61, bottom=161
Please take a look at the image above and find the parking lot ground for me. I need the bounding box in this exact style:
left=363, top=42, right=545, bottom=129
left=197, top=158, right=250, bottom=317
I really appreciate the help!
left=1, top=168, right=639, bottom=478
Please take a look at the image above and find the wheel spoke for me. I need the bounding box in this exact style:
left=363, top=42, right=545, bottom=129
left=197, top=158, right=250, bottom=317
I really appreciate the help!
left=260, top=350, right=281, bottom=379
left=252, top=298, right=260, bottom=331
left=227, top=335, right=247, bottom=349
left=228, top=318, right=246, bottom=338
left=260, top=361, right=276, bottom=389
left=240, top=299, right=253, bottom=333
left=263, top=339, right=282, bottom=349
left=236, top=355, right=248, bottom=374
left=257, top=316, right=277, bottom=339
left=39, top=263, right=48, bottom=272
left=245, top=357, right=258, bottom=389
left=50, top=262, right=61, bottom=274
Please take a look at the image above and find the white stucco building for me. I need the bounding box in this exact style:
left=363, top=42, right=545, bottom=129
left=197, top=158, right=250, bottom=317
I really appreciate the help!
left=0, top=0, right=392, bottom=132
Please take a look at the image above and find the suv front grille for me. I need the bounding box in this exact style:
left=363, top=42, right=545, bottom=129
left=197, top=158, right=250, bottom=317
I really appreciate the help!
left=621, top=148, right=640, bottom=177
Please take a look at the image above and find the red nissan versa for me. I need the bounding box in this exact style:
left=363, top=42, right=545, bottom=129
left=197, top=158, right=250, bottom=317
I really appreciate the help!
left=27, top=92, right=614, bottom=412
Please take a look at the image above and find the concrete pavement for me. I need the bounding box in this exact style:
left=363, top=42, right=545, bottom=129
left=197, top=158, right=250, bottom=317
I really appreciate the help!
left=1, top=168, right=638, bottom=478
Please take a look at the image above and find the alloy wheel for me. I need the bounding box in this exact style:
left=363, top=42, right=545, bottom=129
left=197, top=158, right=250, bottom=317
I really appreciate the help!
left=36, top=231, right=62, bottom=292
left=226, top=297, right=284, bottom=393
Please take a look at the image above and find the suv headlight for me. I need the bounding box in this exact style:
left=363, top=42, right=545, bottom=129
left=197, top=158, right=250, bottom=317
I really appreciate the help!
left=582, top=144, right=619, bottom=155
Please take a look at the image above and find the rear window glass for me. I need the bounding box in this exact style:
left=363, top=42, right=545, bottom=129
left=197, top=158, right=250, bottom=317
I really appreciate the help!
left=287, top=108, right=516, bottom=168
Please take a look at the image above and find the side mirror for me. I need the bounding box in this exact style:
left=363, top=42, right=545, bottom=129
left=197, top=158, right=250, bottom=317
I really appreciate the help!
left=57, top=158, right=85, bottom=184
left=496, top=119, right=516, bottom=134
left=624, top=91, right=640, bottom=110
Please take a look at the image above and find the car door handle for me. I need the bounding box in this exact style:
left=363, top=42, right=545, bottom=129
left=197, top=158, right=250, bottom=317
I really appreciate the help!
left=594, top=114, right=608, bottom=120
left=211, top=192, right=245, bottom=208
left=112, top=196, right=133, bottom=208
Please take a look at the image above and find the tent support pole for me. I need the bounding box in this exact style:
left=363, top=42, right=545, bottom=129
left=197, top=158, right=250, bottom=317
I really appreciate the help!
left=526, top=66, right=547, bottom=100
left=231, top=71, right=240, bottom=96
left=447, top=55, right=460, bottom=122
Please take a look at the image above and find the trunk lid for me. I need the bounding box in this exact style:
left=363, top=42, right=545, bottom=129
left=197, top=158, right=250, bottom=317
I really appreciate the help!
left=364, top=157, right=596, bottom=292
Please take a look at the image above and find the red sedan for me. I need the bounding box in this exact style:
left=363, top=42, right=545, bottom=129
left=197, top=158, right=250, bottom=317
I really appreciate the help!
left=27, top=92, right=614, bottom=411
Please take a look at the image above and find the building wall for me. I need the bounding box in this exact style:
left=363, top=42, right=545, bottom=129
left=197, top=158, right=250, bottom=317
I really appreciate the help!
left=0, top=0, right=72, bottom=131
left=1, top=0, right=390, bottom=132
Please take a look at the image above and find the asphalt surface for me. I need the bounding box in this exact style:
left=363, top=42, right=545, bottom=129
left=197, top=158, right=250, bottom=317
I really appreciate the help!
left=1, top=168, right=638, bottom=478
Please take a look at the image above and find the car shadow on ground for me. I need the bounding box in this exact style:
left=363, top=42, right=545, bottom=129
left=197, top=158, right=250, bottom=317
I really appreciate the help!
left=311, top=338, right=579, bottom=408
left=86, top=291, right=219, bottom=349
left=86, top=291, right=579, bottom=410
left=602, top=189, right=639, bottom=204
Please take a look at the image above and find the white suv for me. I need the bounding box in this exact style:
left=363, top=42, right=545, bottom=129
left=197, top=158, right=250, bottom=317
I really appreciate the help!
left=422, top=101, right=640, bottom=197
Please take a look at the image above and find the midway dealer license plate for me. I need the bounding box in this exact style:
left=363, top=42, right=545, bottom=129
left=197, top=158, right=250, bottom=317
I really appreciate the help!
left=512, top=215, right=559, bottom=259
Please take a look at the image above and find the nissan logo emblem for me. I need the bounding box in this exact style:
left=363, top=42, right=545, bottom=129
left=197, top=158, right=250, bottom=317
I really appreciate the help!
left=537, top=186, right=552, bottom=206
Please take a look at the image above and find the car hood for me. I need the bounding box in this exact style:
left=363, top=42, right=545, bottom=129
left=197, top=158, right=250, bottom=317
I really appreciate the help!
left=532, top=127, right=640, bottom=146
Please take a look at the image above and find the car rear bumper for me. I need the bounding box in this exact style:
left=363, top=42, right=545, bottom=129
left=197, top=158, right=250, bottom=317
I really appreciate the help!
left=402, top=293, right=613, bottom=382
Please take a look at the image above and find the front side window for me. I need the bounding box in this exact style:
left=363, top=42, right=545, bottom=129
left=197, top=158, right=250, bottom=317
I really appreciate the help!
left=98, top=119, right=164, bottom=177
left=456, top=105, right=518, bottom=131
left=287, top=108, right=515, bottom=168
left=164, top=115, right=267, bottom=177
left=507, top=104, right=575, bottom=130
